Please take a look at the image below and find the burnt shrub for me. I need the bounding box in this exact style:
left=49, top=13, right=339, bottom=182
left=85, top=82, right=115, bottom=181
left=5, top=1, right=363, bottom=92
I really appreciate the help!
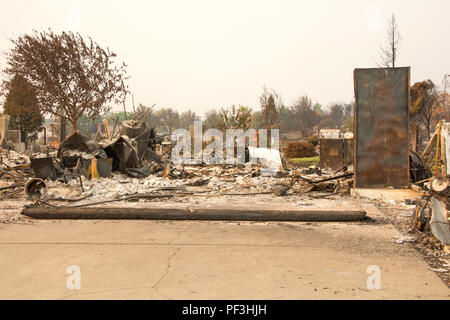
left=285, top=141, right=316, bottom=158
left=308, top=135, right=319, bottom=147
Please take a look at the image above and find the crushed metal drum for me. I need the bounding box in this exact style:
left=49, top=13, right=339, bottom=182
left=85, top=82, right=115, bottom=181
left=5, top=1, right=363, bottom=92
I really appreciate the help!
left=24, top=178, right=48, bottom=200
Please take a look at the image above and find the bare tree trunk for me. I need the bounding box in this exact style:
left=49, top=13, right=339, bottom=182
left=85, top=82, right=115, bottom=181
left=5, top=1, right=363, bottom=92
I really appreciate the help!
left=426, top=119, right=431, bottom=141
left=392, top=33, right=395, bottom=68
left=391, top=18, right=395, bottom=68
left=60, top=116, right=66, bottom=142
left=411, top=124, right=418, bottom=152
left=71, top=119, right=78, bottom=134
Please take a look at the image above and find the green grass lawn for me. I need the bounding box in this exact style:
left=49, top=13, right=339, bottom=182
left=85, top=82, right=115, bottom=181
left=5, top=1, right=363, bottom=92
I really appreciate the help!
left=288, top=156, right=320, bottom=167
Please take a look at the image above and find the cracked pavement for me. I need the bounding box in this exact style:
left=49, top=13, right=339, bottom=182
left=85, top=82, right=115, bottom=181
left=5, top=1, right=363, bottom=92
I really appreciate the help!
left=0, top=204, right=448, bottom=299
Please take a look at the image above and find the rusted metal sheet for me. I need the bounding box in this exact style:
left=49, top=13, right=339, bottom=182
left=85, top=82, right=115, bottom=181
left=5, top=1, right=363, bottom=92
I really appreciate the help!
left=344, top=139, right=353, bottom=165
left=354, top=67, right=410, bottom=188
left=320, top=139, right=344, bottom=170
left=320, top=139, right=353, bottom=170
left=30, top=157, right=58, bottom=180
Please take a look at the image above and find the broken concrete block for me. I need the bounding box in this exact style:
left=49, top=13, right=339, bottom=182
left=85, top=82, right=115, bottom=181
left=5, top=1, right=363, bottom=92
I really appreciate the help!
left=273, top=185, right=288, bottom=196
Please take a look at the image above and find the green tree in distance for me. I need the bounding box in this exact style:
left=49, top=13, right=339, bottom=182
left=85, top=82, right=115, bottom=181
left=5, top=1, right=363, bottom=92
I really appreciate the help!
left=3, top=74, right=43, bottom=144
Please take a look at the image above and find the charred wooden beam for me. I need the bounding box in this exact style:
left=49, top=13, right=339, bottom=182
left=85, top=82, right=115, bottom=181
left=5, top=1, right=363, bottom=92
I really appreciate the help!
left=22, top=206, right=367, bottom=222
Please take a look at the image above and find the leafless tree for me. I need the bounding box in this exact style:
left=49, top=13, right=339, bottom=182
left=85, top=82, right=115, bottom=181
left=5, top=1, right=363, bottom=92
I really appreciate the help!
left=133, top=103, right=156, bottom=128
left=179, top=110, right=200, bottom=129
left=155, top=108, right=180, bottom=133
left=328, top=103, right=345, bottom=128
left=379, top=14, right=401, bottom=68
left=259, top=86, right=282, bottom=130
left=203, top=110, right=221, bottom=130
left=291, top=95, right=320, bottom=136
left=319, top=117, right=337, bottom=130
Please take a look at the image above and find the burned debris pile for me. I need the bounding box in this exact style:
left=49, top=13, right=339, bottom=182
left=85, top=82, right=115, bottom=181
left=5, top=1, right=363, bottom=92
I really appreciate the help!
left=412, top=122, right=450, bottom=246
left=1, top=118, right=358, bottom=205
left=1, top=120, right=162, bottom=200
left=0, top=111, right=447, bottom=253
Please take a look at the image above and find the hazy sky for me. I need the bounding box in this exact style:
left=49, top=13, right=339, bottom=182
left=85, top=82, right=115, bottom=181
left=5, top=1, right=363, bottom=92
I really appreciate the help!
left=1, top=0, right=450, bottom=117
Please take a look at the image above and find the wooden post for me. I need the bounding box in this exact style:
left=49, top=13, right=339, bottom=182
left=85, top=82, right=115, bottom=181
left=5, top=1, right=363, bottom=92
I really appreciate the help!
left=411, top=124, right=418, bottom=152
left=122, top=101, right=128, bottom=120
left=434, top=122, right=442, bottom=176
left=421, top=127, right=439, bottom=158
left=103, top=119, right=111, bottom=140
left=94, top=123, right=103, bottom=141
left=110, top=117, right=120, bottom=139
left=441, top=128, right=447, bottom=176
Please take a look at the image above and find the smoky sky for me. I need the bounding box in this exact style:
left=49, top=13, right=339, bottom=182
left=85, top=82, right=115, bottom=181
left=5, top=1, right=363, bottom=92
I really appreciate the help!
left=1, top=0, right=449, bottom=117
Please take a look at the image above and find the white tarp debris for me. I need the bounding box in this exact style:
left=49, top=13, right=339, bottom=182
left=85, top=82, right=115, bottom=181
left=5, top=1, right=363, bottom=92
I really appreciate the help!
left=344, top=132, right=354, bottom=139
left=0, top=149, right=29, bottom=169
left=248, top=147, right=283, bottom=175
left=443, top=122, right=450, bottom=175
left=430, top=197, right=450, bottom=245
left=320, top=129, right=340, bottom=139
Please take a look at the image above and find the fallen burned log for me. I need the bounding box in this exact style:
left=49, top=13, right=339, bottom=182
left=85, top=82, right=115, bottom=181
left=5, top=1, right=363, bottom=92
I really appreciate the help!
left=295, top=172, right=353, bottom=184
left=22, top=206, right=367, bottom=222
left=0, top=167, right=24, bottom=180
left=0, top=183, right=24, bottom=191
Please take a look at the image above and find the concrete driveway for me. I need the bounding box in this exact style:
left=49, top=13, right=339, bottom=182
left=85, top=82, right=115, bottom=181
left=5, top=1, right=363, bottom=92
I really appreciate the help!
left=0, top=204, right=448, bottom=299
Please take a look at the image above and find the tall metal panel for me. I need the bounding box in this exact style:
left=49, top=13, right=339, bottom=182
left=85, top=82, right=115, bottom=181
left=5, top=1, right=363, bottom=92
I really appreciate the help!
left=320, top=139, right=344, bottom=170
left=354, top=67, right=410, bottom=188
left=319, top=139, right=354, bottom=170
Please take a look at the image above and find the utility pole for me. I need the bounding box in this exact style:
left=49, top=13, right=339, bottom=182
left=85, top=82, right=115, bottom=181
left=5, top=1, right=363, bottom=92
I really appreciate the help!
left=122, top=101, right=128, bottom=121
left=444, top=74, right=449, bottom=114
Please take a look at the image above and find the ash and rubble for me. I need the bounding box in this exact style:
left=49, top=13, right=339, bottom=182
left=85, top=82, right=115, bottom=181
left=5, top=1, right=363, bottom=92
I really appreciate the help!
left=1, top=118, right=355, bottom=203
left=1, top=126, right=449, bottom=286
left=0, top=120, right=448, bottom=261
left=0, top=149, right=30, bottom=169
left=44, top=163, right=346, bottom=201
left=0, top=131, right=359, bottom=228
